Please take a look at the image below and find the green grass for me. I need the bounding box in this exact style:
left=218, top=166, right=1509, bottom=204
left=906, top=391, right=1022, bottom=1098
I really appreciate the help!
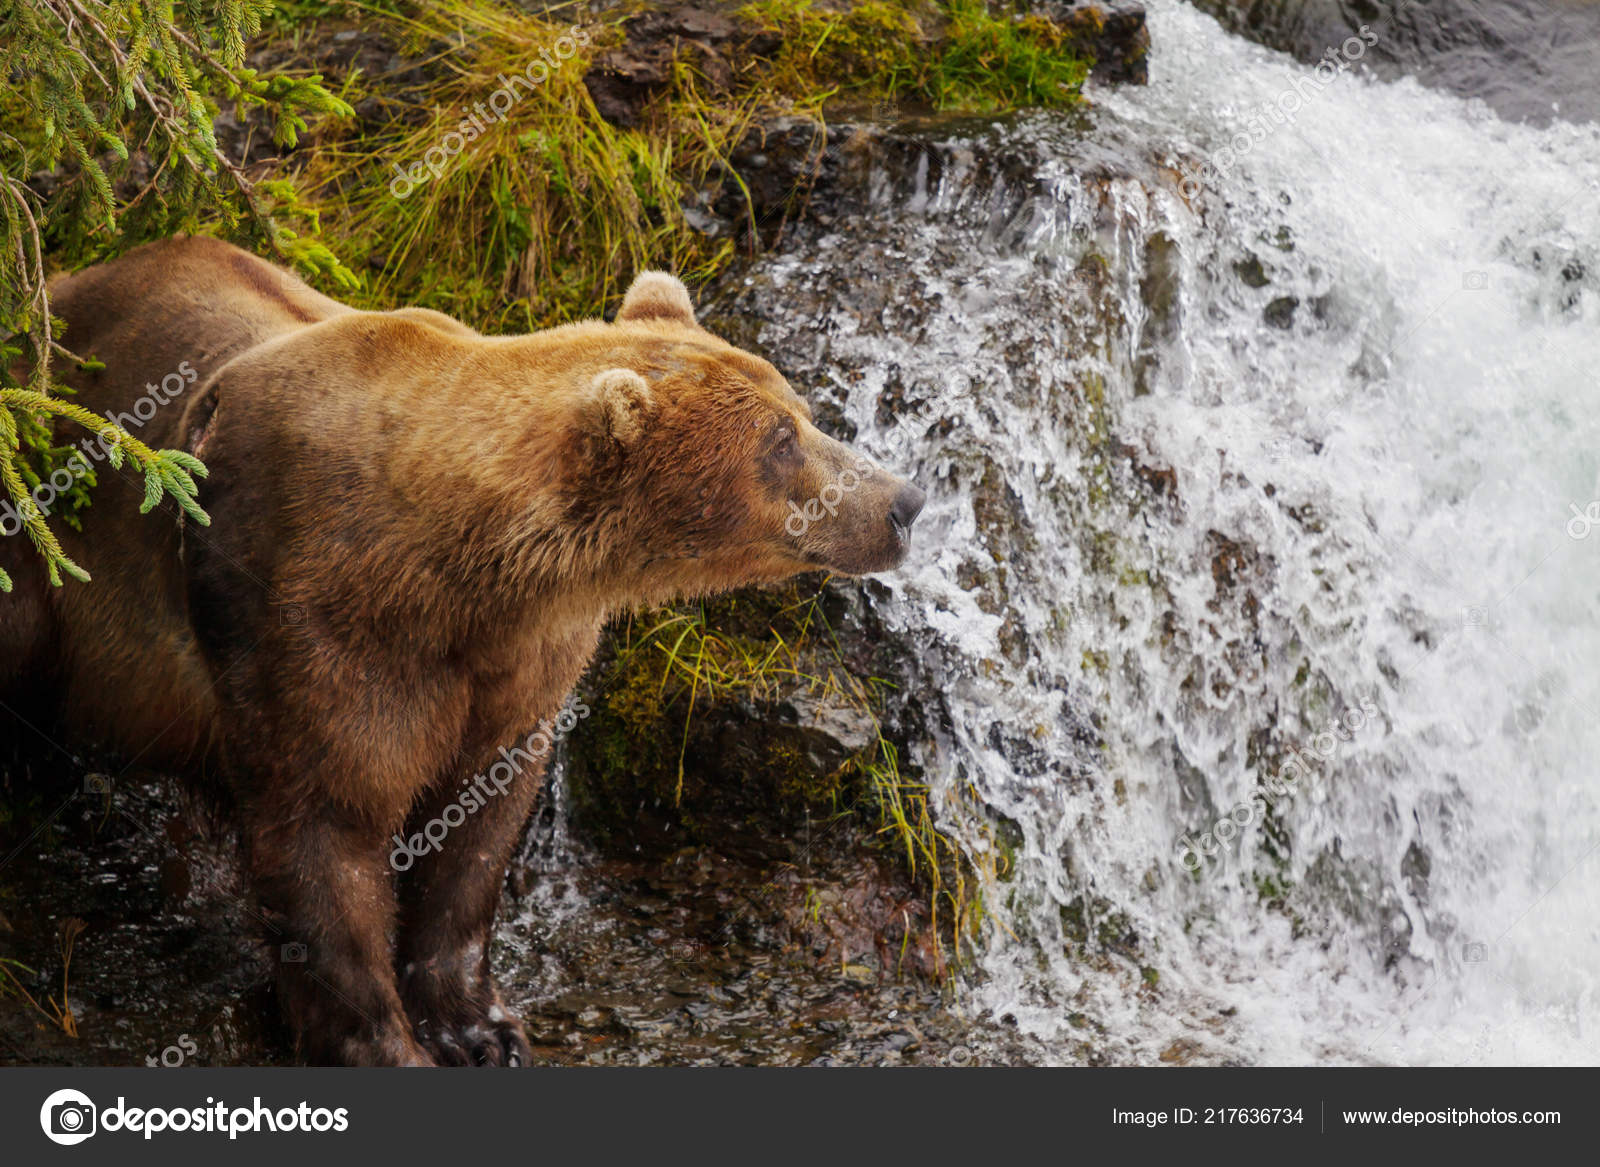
left=289, top=0, right=1089, bottom=331
left=293, top=2, right=737, bottom=330
left=741, top=0, right=1091, bottom=112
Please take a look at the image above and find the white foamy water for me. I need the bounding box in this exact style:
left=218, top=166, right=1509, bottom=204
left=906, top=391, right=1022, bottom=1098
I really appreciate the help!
left=730, top=0, right=1600, bottom=1064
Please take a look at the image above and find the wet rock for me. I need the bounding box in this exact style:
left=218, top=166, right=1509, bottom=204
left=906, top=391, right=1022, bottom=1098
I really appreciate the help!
left=1134, top=228, right=1182, bottom=394
left=0, top=772, right=283, bottom=1066
left=1263, top=295, right=1298, bottom=330
left=1233, top=253, right=1271, bottom=288
left=582, top=4, right=778, bottom=129
left=1036, top=2, right=1151, bottom=86
left=1159, top=1037, right=1204, bottom=1064
left=1401, top=839, right=1431, bottom=905
left=495, top=827, right=1031, bottom=1064
left=714, top=116, right=832, bottom=234
left=1190, top=0, right=1600, bottom=126
left=583, top=50, right=670, bottom=129
left=772, top=690, right=878, bottom=769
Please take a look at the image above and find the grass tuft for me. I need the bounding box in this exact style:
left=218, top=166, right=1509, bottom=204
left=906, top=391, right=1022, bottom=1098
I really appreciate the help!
left=743, top=0, right=1091, bottom=112
left=575, top=585, right=1001, bottom=978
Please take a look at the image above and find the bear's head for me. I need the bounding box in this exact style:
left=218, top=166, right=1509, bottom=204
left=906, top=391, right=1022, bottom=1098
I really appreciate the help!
left=558, top=272, right=926, bottom=603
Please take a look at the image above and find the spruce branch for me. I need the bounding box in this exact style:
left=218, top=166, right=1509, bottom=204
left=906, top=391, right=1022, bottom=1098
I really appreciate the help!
left=1, top=0, right=353, bottom=594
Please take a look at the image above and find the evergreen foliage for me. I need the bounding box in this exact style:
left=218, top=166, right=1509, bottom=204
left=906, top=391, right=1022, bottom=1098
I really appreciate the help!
left=0, top=0, right=352, bottom=592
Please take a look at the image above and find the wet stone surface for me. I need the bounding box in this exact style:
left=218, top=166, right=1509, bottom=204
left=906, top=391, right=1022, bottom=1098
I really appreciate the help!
left=0, top=768, right=1034, bottom=1067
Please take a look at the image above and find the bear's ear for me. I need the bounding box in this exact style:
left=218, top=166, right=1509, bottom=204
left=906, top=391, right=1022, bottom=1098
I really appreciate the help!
left=588, top=368, right=655, bottom=445
left=616, top=271, right=697, bottom=327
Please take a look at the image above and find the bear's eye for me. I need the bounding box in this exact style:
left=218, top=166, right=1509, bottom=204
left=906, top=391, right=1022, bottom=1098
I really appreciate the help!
left=772, top=428, right=800, bottom=460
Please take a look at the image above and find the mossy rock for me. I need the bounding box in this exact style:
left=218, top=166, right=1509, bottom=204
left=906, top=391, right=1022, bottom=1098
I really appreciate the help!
left=564, top=583, right=879, bottom=853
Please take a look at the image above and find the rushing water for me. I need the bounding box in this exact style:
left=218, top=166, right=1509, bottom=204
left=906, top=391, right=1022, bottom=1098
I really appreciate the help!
left=719, top=0, right=1600, bottom=1065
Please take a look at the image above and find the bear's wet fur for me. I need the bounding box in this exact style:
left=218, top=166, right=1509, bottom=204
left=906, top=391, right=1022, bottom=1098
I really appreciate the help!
left=0, top=236, right=924, bottom=1065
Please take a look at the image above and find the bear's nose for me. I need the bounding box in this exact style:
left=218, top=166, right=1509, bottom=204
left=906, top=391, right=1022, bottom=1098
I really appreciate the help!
left=888, top=484, right=927, bottom=532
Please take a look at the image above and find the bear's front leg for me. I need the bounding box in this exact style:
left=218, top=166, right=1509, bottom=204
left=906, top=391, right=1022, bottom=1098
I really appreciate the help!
left=246, top=802, right=433, bottom=1066
left=395, top=757, right=542, bottom=1066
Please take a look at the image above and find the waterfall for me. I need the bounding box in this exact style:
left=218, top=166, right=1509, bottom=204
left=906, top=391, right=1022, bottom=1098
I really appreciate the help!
left=719, top=0, right=1600, bottom=1064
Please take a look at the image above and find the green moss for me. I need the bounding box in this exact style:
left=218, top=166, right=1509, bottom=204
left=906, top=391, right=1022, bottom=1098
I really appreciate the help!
left=1254, top=872, right=1288, bottom=903
left=1060, top=898, right=1088, bottom=944
left=932, top=0, right=1091, bottom=110
left=567, top=586, right=877, bottom=830
left=742, top=0, right=1089, bottom=112
left=1077, top=371, right=1116, bottom=507
left=1096, top=910, right=1134, bottom=951
left=1060, top=892, right=1150, bottom=984
left=742, top=0, right=925, bottom=97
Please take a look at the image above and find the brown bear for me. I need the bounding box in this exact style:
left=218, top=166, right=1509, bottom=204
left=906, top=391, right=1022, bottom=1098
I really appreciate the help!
left=0, top=235, right=924, bottom=1066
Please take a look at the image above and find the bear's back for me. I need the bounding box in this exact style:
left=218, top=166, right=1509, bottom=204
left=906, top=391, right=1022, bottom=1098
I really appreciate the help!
left=47, top=236, right=351, bottom=448
left=10, top=237, right=364, bottom=766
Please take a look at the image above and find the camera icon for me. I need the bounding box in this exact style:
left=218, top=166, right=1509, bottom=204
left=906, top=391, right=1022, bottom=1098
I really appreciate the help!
left=278, top=603, right=307, bottom=627
left=1462, top=606, right=1488, bottom=629
left=1462, top=271, right=1489, bottom=291
left=83, top=774, right=111, bottom=795
left=280, top=942, right=309, bottom=963
left=40, top=1089, right=97, bottom=1145
left=51, top=1100, right=95, bottom=1136
left=1462, top=941, right=1488, bottom=963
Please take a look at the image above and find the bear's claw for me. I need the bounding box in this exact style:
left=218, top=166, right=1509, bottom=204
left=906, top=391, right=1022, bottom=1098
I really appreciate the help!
left=415, top=1016, right=532, bottom=1067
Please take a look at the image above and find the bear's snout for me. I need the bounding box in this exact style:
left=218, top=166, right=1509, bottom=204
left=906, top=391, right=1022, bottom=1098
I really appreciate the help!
left=786, top=443, right=925, bottom=576
left=888, top=484, right=927, bottom=536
